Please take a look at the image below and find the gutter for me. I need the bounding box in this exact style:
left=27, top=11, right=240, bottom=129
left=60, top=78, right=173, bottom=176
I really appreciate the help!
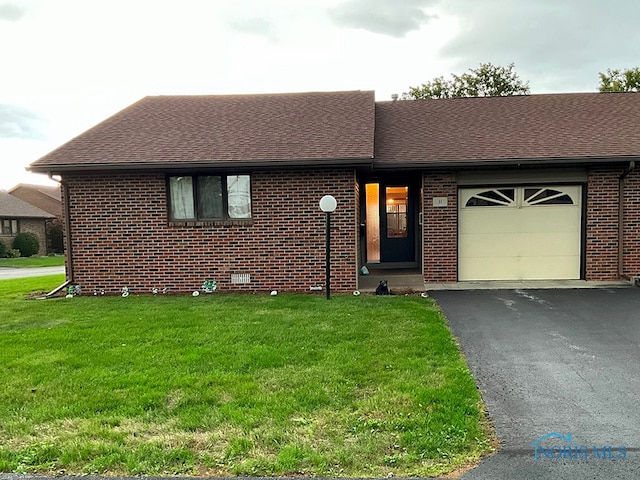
left=28, top=157, right=375, bottom=175
left=618, top=161, right=635, bottom=278
left=371, top=155, right=640, bottom=170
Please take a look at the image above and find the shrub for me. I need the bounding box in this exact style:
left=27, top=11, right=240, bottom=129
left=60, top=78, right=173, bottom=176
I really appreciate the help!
left=47, top=223, right=64, bottom=254
left=12, top=232, right=40, bottom=257
left=0, top=239, right=7, bottom=258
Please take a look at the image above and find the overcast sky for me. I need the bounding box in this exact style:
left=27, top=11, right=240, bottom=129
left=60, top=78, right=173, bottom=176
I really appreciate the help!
left=2, top=0, right=639, bottom=190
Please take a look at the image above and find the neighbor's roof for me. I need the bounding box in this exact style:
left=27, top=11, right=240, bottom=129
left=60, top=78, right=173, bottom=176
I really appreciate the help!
left=8, top=183, right=61, bottom=201
left=374, top=92, right=640, bottom=167
left=0, top=191, right=55, bottom=218
left=30, top=91, right=376, bottom=173
left=7, top=183, right=62, bottom=217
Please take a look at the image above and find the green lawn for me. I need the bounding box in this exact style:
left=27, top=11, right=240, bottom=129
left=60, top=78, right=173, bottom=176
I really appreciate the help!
left=0, top=255, right=65, bottom=268
left=0, top=275, right=494, bottom=477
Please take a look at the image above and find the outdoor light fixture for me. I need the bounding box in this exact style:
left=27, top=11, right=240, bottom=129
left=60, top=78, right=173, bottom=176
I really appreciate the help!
left=319, top=195, right=337, bottom=299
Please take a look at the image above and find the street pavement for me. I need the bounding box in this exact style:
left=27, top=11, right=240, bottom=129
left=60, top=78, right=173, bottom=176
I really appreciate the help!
left=432, top=287, right=640, bottom=480
left=0, top=266, right=65, bottom=280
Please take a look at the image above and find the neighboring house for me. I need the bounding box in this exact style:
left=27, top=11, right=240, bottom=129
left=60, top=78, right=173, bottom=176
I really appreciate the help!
left=28, top=90, right=640, bottom=294
left=8, top=183, right=63, bottom=254
left=8, top=183, right=62, bottom=218
left=0, top=190, right=54, bottom=256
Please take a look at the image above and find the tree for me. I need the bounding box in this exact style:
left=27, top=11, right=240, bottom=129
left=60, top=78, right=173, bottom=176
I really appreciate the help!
left=403, top=62, right=530, bottom=100
left=598, top=68, right=640, bottom=92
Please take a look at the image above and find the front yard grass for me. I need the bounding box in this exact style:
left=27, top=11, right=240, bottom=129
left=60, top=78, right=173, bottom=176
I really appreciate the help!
left=0, top=275, right=494, bottom=477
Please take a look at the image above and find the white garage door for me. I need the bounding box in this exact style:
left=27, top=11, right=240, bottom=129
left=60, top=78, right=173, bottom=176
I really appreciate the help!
left=459, top=185, right=582, bottom=281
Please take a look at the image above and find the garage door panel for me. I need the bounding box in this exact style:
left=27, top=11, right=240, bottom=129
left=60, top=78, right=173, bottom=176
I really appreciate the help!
left=520, top=232, right=581, bottom=256
left=459, top=255, right=580, bottom=281
left=512, top=207, right=581, bottom=233
left=460, top=232, right=580, bottom=259
left=458, top=185, right=582, bottom=281
left=460, top=209, right=520, bottom=234
left=459, top=232, right=524, bottom=257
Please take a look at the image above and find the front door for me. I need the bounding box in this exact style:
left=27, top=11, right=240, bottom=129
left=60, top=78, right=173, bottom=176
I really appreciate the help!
left=364, top=181, right=417, bottom=264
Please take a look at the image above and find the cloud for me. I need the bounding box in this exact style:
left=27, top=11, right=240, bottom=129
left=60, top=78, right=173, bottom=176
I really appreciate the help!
left=227, top=16, right=277, bottom=40
left=438, top=0, right=640, bottom=92
left=0, top=2, right=27, bottom=21
left=329, top=0, right=438, bottom=38
left=0, top=105, right=45, bottom=140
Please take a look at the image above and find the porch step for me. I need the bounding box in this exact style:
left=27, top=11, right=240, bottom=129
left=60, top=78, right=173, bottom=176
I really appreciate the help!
left=358, top=272, right=426, bottom=293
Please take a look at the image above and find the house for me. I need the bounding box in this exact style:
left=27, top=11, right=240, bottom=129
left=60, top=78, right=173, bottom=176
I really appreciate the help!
left=28, top=91, right=640, bottom=294
left=8, top=183, right=62, bottom=218
left=0, top=190, right=55, bottom=256
left=8, top=183, right=63, bottom=254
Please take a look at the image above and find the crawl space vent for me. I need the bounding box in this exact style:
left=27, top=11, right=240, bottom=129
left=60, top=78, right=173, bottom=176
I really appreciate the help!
left=231, top=273, right=251, bottom=284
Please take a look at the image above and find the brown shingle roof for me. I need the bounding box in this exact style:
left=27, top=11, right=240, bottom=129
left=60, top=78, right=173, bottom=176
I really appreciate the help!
left=374, top=92, right=640, bottom=167
left=0, top=191, right=54, bottom=218
left=30, top=91, right=375, bottom=172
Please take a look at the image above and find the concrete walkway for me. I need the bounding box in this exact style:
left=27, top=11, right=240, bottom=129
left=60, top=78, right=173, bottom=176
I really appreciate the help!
left=360, top=273, right=633, bottom=293
left=0, top=266, right=65, bottom=280
left=425, top=279, right=633, bottom=290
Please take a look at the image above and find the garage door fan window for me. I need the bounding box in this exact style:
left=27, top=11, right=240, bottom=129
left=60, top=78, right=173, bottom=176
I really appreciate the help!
left=465, top=187, right=575, bottom=207
left=465, top=188, right=515, bottom=207
left=524, top=188, right=574, bottom=205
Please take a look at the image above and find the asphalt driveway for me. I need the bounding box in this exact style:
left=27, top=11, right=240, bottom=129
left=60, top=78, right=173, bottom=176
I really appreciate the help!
left=432, top=287, right=640, bottom=479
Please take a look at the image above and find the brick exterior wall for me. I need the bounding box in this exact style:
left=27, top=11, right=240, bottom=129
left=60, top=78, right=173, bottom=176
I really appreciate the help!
left=585, top=168, right=621, bottom=280
left=422, top=172, right=457, bottom=282
left=622, top=168, right=640, bottom=278
left=62, top=169, right=358, bottom=295
left=0, top=219, right=48, bottom=256
left=60, top=166, right=639, bottom=291
left=22, top=219, right=48, bottom=256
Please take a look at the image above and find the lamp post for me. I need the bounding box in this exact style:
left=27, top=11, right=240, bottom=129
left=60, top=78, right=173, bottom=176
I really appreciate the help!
left=319, top=195, right=337, bottom=299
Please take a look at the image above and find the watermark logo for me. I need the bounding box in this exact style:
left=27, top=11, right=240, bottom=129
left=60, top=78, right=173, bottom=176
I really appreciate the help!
left=533, top=432, right=627, bottom=461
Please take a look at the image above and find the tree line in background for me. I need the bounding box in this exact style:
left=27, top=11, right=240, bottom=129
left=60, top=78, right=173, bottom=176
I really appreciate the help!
left=403, top=63, right=640, bottom=100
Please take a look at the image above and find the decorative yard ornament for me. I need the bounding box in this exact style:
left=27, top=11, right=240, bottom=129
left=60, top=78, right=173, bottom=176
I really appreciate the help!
left=375, top=280, right=390, bottom=296
left=66, top=285, right=81, bottom=298
left=202, top=280, right=217, bottom=293
left=121, top=286, right=130, bottom=298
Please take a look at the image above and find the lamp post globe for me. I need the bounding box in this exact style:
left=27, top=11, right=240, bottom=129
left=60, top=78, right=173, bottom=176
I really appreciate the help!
left=319, top=195, right=337, bottom=213
left=319, top=195, right=337, bottom=299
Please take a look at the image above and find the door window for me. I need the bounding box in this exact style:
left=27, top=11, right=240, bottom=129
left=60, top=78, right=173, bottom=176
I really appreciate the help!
left=386, top=186, right=409, bottom=238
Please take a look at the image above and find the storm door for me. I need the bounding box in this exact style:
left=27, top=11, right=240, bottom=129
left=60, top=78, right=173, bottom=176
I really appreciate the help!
left=364, top=182, right=417, bottom=264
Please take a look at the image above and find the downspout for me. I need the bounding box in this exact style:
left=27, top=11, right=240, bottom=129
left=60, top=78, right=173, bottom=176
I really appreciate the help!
left=62, top=179, right=74, bottom=284
left=618, top=161, right=635, bottom=278
left=45, top=179, right=73, bottom=298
